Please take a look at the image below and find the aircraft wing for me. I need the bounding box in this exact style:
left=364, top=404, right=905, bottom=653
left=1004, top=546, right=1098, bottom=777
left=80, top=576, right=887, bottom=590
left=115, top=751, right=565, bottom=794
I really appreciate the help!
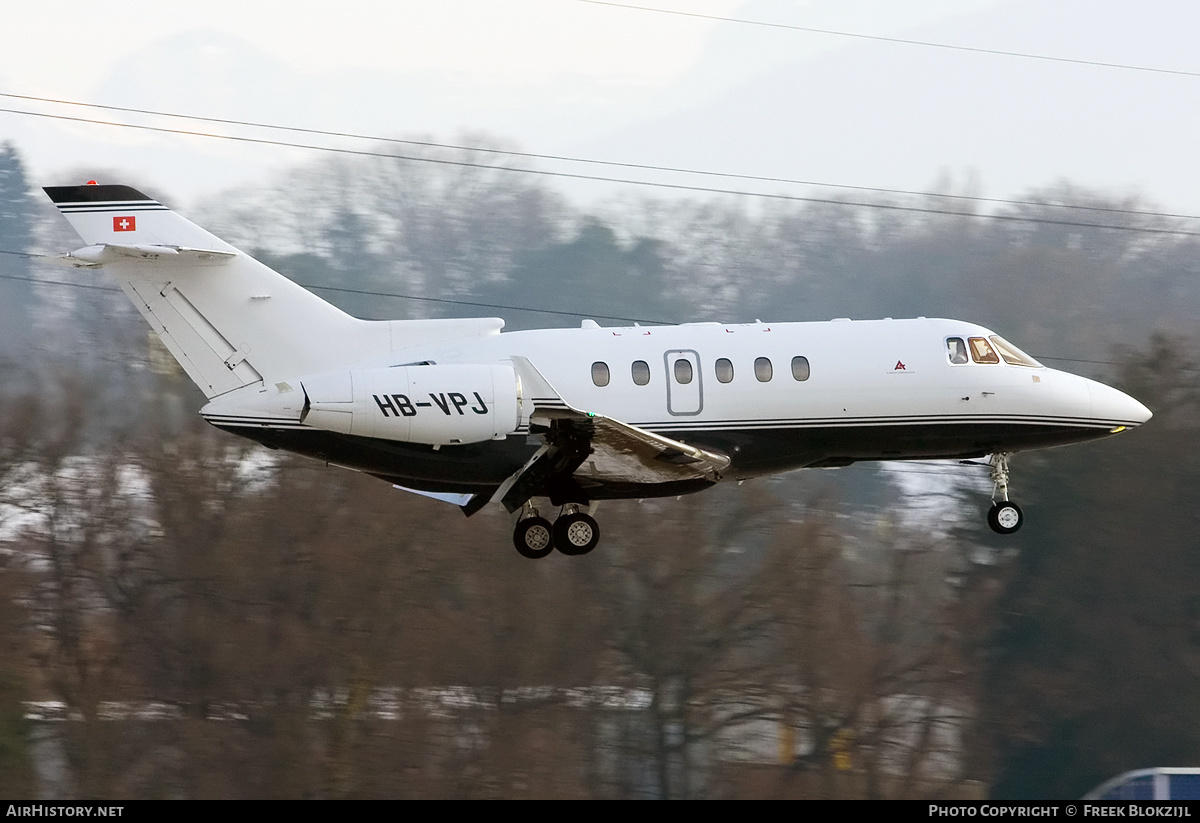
left=492, top=357, right=731, bottom=512
left=534, top=405, right=730, bottom=484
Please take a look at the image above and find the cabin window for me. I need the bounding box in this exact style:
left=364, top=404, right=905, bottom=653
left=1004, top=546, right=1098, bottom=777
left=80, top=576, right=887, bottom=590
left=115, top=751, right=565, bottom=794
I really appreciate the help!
left=591, top=361, right=610, bottom=387
left=791, top=356, right=810, bottom=381
left=674, top=358, right=694, bottom=385
left=947, top=337, right=969, bottom=364
left=754, top=357, right=773, bottom=382
left=968, top=337, right=1000, bottom=364
left=631, top=360, right=651, bottom=385
left=715, top=358, right=734, bottom=383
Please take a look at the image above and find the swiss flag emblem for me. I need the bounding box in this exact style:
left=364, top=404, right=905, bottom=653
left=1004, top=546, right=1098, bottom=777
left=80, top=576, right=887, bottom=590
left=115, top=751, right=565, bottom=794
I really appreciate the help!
left=113, top=216, right=136, bottom=232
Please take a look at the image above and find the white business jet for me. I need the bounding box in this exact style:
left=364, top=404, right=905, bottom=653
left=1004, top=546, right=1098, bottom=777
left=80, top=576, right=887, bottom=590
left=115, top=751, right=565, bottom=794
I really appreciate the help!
left=44, top=184, right=1152, bottom=558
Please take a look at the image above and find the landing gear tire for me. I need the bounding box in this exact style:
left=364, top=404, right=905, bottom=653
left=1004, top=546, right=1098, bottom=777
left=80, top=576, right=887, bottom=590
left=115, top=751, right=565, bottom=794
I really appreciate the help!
left=988, top=501, right=1023, bottom=535
left=514, top=517, right=555, bottom=559
left=554, top=512, right=601, bottom=556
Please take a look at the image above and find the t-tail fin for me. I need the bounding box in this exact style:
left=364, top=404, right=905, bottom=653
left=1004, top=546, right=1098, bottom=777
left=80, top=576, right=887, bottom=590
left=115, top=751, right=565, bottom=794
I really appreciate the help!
left=45, top=184, right=386, bottom=399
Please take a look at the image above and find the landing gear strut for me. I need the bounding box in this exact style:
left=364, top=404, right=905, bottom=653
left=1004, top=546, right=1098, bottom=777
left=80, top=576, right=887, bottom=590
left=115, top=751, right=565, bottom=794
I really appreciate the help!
left=511, top=502, right=601, bottom=559
left=986, top=452, right=1023, bottom=535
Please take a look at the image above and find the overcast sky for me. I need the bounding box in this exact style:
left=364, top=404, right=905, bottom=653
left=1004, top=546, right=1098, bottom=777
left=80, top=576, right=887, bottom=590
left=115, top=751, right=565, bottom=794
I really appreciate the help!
left=3, top=0, right=1199, bottom=214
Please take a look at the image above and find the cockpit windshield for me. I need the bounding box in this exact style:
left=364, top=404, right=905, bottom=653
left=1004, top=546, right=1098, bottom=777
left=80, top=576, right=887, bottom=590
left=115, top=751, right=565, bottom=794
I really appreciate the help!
left=989, top=335, right=1043, bottom=368
left=969, top=337, right=1000, bottom=364
left=946, top=335, right=1044, bottom=368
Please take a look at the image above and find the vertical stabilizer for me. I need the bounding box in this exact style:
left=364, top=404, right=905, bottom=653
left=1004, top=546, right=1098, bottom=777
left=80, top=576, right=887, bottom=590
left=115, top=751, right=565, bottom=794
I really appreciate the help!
left=45, top=184, right=391, bottom=398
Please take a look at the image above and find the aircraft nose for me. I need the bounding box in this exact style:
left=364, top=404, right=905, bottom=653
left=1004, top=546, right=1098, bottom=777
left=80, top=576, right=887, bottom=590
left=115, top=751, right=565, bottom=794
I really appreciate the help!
left=1088, top=379, right=1153, bottom=427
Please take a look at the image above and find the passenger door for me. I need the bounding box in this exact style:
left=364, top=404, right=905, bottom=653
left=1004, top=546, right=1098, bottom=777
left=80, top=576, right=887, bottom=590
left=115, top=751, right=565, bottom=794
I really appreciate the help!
left=664, top=349, right=702, bottom=416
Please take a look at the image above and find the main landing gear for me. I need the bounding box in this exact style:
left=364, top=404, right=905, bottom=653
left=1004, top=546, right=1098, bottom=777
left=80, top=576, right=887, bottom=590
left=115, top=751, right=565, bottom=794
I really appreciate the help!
left=986, top=452, right=1024, bottom=535
left=512, top=502, right=601, bottom=559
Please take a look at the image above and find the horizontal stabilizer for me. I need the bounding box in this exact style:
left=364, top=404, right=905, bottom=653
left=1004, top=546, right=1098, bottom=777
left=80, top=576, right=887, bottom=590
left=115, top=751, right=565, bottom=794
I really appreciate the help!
left=38, top=253, right=100, bottom=269
left=42, top=244, right=237, bottom=268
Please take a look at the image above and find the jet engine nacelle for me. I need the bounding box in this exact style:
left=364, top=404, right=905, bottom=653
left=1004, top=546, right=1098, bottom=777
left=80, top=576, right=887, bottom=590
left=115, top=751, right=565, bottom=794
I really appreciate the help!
left=301, top=363, right=522, bottom=445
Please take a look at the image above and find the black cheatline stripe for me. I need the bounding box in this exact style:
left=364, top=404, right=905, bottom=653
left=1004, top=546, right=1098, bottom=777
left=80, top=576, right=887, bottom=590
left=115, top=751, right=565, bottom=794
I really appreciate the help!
left=211, top=424, right=311, bottom=430
left=638, top=420, right=1132, bottom=433
left=203, top=416, right=308, bottom=428
left=646, top=421, right=1128, bottom=433
left=647, top=427, right=1125, bottom=440
left=631, top=413, right=1132, bottom=427
left=520, top=410, right=1136, bottom=431
left=201, top=415, right=300, bottom=422
left=204, top=413, right=1135, bottom=435
left=202, top=415, right=307, bottom=422
left=203, top=414, right=301, bottom=421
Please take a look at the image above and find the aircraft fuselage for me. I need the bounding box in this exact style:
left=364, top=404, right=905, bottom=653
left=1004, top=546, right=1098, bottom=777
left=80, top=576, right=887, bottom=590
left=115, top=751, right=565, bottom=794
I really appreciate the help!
left=204, top=317, right=1148, bottom=497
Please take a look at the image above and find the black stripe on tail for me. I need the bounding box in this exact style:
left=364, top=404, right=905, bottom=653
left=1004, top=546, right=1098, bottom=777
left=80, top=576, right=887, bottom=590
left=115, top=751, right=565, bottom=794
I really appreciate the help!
left=44, top=185, right=155, bottom=204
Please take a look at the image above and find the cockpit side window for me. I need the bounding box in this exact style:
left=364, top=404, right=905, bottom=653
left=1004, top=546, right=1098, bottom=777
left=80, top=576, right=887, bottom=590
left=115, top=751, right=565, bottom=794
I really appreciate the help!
left=947, top=337, right=969, bottom=365
left=968, top=337, right=1000, bottom=364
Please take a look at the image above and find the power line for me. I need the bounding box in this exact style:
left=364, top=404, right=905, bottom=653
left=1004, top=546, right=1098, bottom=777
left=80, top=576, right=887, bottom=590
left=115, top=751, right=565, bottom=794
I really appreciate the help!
left=4, top=91, right=1198, bottom=223
left=0, top=267, right=669, bottom=325
left=6, top=106, right=1200, bottom=237
left=0, top=267, right=125, bottom=293
left=298, top=282, right=673, bottom=325
left=576, top=0, right=1200, bottom=79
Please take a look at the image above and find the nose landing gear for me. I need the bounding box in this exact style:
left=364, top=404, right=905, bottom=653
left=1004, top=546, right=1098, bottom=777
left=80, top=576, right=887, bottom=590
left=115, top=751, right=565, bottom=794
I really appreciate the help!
left=986, top=452, right=1024, bottom=535
left=512, top=502, right=601, bottom=559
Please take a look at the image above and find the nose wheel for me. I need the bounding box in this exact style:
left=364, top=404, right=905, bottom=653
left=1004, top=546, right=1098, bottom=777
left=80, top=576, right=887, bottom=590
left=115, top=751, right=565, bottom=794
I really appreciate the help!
left=512, top=503, right=602, bottom=558
left=986, top=453, right=1024, bottom=534
left=987, top=500, right=1023, bottom=534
